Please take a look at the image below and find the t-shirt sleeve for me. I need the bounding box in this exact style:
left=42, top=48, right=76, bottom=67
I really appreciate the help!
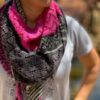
left=65, top=16, right=93, bottom=57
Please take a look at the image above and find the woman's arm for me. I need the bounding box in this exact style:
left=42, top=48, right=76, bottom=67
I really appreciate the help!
left=74, top=48, right=100, bottom=100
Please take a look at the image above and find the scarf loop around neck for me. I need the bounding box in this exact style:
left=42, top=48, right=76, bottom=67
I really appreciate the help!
left=8, top=0, right=62, bottom=51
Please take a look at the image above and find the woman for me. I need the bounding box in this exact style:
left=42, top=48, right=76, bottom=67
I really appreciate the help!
left=0, top=0, right=99, bottom=100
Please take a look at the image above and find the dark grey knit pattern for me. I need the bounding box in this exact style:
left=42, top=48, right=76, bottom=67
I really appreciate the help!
left=0, top=2, right=67, bottom=83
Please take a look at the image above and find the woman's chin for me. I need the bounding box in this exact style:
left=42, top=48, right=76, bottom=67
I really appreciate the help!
left=42, top=0, right=52, bottom=7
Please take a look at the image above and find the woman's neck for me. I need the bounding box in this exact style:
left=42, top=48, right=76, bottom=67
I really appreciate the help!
left=20, top=0, right=45, bottom=24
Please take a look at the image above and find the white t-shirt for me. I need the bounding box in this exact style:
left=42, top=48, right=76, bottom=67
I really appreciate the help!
left=0, top=16, right=93, bottom=100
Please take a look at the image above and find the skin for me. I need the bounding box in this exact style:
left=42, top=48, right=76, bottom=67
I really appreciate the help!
left=20, top=0, right=52, bottom=27
left=22, top=0, right=52, bottom=7
left=20, top=0, right=100, bottom=99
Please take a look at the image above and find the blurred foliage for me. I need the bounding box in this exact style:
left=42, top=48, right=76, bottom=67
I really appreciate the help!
left=70, top=58, right=83, bottom=98
left=70, top=66, right=83, bottom=79
left=71, top=58, right=83, bottom=79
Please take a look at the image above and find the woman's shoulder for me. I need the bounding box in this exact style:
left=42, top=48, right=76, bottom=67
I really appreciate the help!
left=65, top=15, right=87, bottom=40
left=65, top=15, right=82, bottom=42
left=65, top=15, right=81, bottom=32
left=65, top=16, right=93, bottom=56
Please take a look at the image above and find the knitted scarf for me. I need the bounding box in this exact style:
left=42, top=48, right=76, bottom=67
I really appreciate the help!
left=9, top=0, right=62, bottom=51
left=0, top=0, right=67, bottom=99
